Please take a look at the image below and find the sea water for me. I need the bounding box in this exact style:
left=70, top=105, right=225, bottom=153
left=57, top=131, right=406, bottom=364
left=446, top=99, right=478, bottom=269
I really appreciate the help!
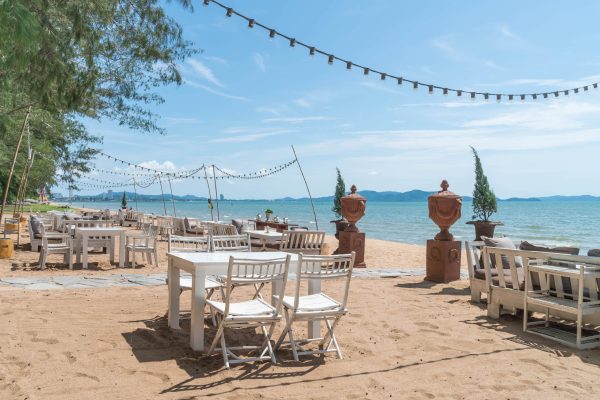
left=72, top=200, right=600, bottom=252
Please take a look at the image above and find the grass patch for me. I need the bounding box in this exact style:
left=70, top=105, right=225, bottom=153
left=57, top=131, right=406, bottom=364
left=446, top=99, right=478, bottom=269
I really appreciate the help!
left=5, top=203, right=76, bottom=214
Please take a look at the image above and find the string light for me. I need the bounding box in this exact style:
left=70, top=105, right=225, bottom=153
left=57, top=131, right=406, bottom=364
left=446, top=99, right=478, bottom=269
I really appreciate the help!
left=328, top=54, right=334, bottom=65
left=203, top=0, right=599, bottom=102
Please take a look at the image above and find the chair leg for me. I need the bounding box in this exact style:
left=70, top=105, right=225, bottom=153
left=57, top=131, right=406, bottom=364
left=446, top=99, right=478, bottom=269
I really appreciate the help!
left=323, top=318, right=343, bottom=359
left=220, top=330, right=230, bottom=369
left=39, top=251, right=46, bottom=270
left=68, top=251, right=73, bottom=270
left=259, top=324, right=277, bottom=364
left=131, top=250, right=136, bottom=268
left=207, top=322, right=224, bottom=356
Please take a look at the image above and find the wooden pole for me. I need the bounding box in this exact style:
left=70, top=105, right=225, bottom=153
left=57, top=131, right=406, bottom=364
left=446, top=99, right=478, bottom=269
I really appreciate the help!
left=168, top=177, right=177, bottom=217
left=0, top=106, right=32, bottom=227
left=157, top=175, right=167, bottom=216
left=18, top=152, right=35, bottom=218
left=203, top=167, right=214, bottom=221
left=132, top=179, right=139, bottom=212
left=291, top=145, right=319, bottom=230
left=212, top=165, right=221, bottom=222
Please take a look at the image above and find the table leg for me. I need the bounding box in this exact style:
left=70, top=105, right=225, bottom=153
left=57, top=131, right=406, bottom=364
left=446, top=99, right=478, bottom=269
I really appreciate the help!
left=119, top=232, right=125, bottom=268
left=190, top=268, right=206, bottom=352
left=308, top=278, right=321, bottom=339
left=168, top=258, right=181, bottom=330
left=109, top=236, right=115, bottom=263
left=82, top=235, right=89, bottom=269
left=261, top=239, right=267, bottom=251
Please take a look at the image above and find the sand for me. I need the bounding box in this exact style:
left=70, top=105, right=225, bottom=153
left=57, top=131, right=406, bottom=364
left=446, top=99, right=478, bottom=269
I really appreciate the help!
left=2, top=223, right=599, bottom=399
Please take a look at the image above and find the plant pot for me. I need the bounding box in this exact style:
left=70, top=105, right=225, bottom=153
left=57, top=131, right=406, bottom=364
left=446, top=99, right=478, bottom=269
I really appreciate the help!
left=265, top=212, right=272, bottom=221
left=466, top=220, right=503, bottom=241
left=331, top=219, right=349, bottom=240
left=0, top=238, right=14, bottom=259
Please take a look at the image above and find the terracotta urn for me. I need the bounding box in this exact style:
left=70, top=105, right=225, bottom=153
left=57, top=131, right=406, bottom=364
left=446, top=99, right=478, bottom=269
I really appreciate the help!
left=428, top=180, right=462, bottom=241
left=341, top=185, right=366, bottom=232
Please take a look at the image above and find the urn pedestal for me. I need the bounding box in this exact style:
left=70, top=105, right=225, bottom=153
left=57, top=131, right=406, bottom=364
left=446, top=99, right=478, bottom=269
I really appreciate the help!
left=338, top=231, right=366, bottom=267
left=426, top=180, right=462, bottom=283
left=426, top=240, right=461, bottom=283
left=339, top=185, right=367, bottom=267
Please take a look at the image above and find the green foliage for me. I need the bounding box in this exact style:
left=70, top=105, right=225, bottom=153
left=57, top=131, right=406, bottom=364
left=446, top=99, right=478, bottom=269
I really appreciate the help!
left=265, top=208, right=273, bottom=214
left=470, top=146, right=497, bottom=221
left=121, top=192, right=127, bottom=208
left=332, top=167, right=345, bottom=219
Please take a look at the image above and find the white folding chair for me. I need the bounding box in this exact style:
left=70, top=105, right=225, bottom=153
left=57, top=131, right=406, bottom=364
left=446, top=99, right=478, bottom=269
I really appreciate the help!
left=126, top=225, right=159, bottom=267
left=167, top=234, right=223, bottom=324
left=211, top=233, right=251, bottom=252
left=206, top=255, right=291, bottom=368
left=38, top=225, right=73, bottom=270
left=274, top=252, right=355, bottom=361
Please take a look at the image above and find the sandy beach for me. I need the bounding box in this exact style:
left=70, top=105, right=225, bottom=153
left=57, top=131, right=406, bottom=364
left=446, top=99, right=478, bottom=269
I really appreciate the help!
left=1, top=226, right=600, bottom=399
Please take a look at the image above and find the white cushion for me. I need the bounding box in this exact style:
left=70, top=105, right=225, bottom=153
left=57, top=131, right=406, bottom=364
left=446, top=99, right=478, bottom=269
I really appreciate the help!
left=207, top=299, right=275, bottom=316
left=282, top=293, right=341, bottom=312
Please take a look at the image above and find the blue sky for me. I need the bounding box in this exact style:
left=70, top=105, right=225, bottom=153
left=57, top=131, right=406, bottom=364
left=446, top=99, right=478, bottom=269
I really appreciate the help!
left=67, top=0, right=600, bottom=199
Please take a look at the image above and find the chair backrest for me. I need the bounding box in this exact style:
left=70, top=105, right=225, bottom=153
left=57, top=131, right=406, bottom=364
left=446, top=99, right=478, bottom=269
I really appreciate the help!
left=482, top=246, right=534, bottom=292
left=211, top=234, right=251, bottom=252
left=465, top=241, right=485, bottom=281
left=210, top=223, right=238, bottom=236
left=125, top=210, right=137, bottom=220
left=290, top=253, right=355, bottom=311
left=221, top=255, right=291, bottom=317
left=172, top=218, right=185, bottom=235
left=168, top=234, right=210, bottom=253
left=279, top=230, right=325, bottom=254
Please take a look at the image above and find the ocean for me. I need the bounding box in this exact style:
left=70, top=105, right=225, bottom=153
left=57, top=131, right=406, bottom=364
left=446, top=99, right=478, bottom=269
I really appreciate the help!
left=72, top=199, right=600, bottom=253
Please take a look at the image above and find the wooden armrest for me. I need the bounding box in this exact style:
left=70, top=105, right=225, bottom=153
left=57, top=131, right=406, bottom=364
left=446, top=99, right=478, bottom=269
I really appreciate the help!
left=44, top=233, right=70, bottom=239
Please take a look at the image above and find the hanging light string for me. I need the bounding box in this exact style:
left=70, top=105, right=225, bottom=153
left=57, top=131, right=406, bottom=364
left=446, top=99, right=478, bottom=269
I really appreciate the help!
left=97, top=151, right=206, bottom=177
left=203, top=0, right=599, bottom=101
left=212, top=160, right=297, bottom=179
left=91, top=168, right=158, bottom=177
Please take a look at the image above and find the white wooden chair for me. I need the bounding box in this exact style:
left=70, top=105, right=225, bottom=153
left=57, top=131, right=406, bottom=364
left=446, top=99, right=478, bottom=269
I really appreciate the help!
left=167, top=234, right=223, bottom=324
left=125, top=225, right=159, bottom=267
left=122, top=210, right=138, bottom=227
left=206, top=255, right=291, bottom=368
left=465, top=241, right=487, bottom=303
left=72, top=220, right=116, bottom=263
left=274, top=252, right=355, bottom=361
left=38, top=225, right=73, bottom=270
left=279, top=230, right=325, bottom=255
left=211, top=234, right=251, bottom=252
left=210, top=223, right=238, bottom=236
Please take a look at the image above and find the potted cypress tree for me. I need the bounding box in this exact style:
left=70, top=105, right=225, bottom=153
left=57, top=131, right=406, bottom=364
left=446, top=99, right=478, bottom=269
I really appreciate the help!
left=330, top=167, right=348, bottom=239
left=121, top=192, right=127, bottom=209
left=466, top=147, right=502, bottom=240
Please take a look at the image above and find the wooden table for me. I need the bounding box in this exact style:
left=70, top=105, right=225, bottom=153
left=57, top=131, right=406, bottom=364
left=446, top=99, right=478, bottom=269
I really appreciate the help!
left=254, top=220, right=297, bottom=232
left=75, top=227, right=127, bottom=269
left=247, top=229, right=283, bottom=251
left=167, top=251, right=321, bottom=352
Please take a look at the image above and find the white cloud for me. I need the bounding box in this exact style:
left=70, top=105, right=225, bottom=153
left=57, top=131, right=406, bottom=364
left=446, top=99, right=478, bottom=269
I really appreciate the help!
left=210, top=130, right=291, bottom=143
left=186, top=59, right=224, bottom=88
left=500, top=25, right=519, bottom=40
left=185, top=80, right=250, bottom=102
left=359, top=81, right=398, bottom=94
left=253, top=53, right=266, bottom=72
left=203, top=55, right=228, bottom=66
left=138, top=160, right=179, bottom=172
left=294, top=98, right=311, bottom=108
left=262, top=116, right=334, bottom=124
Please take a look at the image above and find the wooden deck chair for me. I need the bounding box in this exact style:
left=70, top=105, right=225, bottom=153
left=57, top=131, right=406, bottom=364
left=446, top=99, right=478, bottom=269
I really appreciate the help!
left=279, top=230, right=325, bottom=255
left=167, top=234, right=222, bottom=324
left=38, top=225, right=73, bottom=270
left=206, top=255, right=291, bottom=368
left=274, top=252, right=355, bottom=361
left=465, top=241, right=486, bottom=303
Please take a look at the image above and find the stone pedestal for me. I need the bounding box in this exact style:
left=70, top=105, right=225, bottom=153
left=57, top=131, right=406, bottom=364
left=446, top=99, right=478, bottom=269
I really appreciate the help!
left=338, top=230, right=366, bottom=268
left=426, top=239, right=461, bottom=283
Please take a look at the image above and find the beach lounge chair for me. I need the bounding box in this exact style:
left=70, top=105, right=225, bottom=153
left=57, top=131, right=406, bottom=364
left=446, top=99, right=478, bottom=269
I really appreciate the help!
left=274, top=253, right=355, bottom=361
left=38, top=224, right=73, bottom=270
left=465, top=241, right=486, bottom=302
left=279, top=230, right=325, bottom=255
left=125, top=225, right=159, bottom=268
left=166, top=234, right=223, bottom=324
left=206, top=255, right=291, bottom=368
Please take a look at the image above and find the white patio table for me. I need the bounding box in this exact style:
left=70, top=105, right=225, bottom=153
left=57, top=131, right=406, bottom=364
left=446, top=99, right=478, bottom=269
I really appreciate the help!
left=247, top=229, right=284, bottom=251
left=167, top=251, right=321, bottom=352
left=75, top=227, right=127, bottom=269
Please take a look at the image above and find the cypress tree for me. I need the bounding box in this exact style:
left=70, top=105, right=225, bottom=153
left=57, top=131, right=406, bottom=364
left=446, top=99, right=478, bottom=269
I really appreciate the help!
left=470, top=147, right=497, bottom=221
left=332, top=167, right=346, bottom=219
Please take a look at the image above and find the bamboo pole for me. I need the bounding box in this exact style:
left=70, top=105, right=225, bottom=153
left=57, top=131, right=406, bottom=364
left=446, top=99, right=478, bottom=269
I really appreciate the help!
left=212, top=165, right=221, bottom=222
left=157, top=174, right=167, bottom=216
left=291, top=145, right=319, bottom=230
left=0, top=106, right=32, bottom=228
left=203, top=167, right=214, bottom=221
left=168, top=177, right=177, bottom=217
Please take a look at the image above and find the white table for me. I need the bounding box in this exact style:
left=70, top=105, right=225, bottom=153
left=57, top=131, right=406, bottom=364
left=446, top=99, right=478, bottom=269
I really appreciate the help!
left=168, top=251, right=321, bottom=352
left=75, top=227, right=127, bottom=269
left=247, top=229, right=284, bottom=251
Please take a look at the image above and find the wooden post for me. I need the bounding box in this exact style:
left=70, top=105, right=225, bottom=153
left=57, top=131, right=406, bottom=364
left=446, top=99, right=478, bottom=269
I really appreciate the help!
left=0, top=106, right=32, bottom=227
left=212, top=165, right=220, bottom=222
left=157, top=174, right=167, bottom=216
left=168, top=177, right=177, bottom=217
left=203, top=167, right=214, bottom=221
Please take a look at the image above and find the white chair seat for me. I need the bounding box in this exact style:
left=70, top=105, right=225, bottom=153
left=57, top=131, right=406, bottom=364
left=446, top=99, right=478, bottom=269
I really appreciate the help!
left=178, top=277, right=222, bottom=290
left=207, top=298, right=275, bottom=316
left=282, top=293, right=341, bottom=312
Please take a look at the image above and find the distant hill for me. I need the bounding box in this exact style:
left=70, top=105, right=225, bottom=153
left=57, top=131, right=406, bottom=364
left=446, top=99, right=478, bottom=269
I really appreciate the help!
left=63, top=190, right=600, bottom=203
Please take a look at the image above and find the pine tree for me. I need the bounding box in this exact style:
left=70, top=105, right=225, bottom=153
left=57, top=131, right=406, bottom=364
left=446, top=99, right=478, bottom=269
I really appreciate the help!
left=332, top=168, right=346, bottom=219
left=121, top=192, right=127, bottom=208
left=470, top=147, right=497, bottom=221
